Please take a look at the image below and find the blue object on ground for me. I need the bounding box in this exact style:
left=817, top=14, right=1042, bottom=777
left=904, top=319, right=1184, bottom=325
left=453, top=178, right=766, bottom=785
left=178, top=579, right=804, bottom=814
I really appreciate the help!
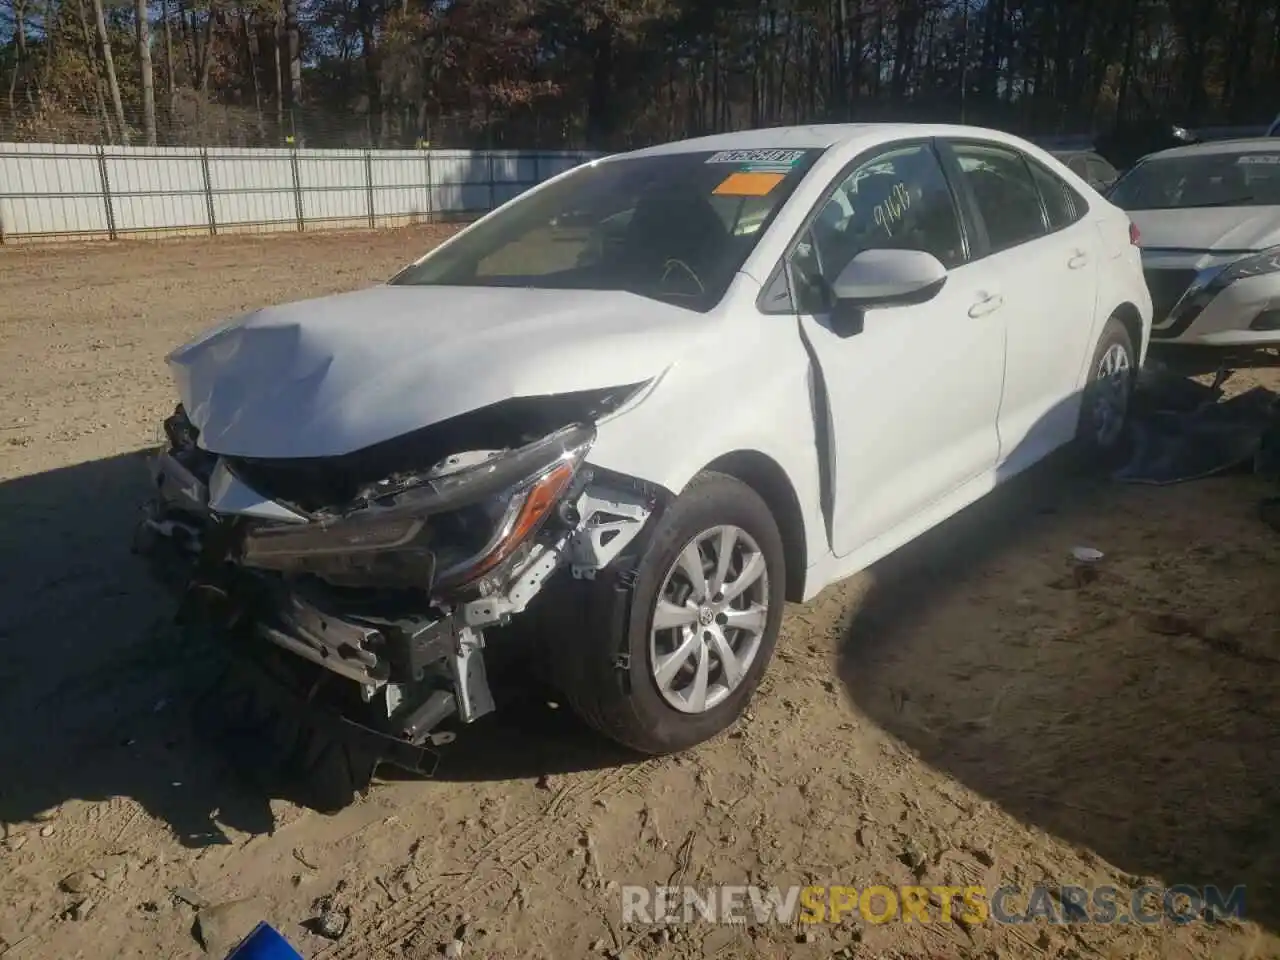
left=225, top=921, right=305, bottom=959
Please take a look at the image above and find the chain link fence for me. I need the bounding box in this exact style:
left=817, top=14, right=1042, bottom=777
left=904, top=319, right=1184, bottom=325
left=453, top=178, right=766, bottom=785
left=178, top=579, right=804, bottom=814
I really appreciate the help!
left=0, top=97, right=575, bottom=151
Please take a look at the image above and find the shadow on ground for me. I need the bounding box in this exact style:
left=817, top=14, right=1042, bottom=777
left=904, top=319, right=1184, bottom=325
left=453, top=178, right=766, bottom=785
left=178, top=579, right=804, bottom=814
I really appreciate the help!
left=838, top=446, right=1280, bottom=932
left=0, top=450, right=629, bottom=849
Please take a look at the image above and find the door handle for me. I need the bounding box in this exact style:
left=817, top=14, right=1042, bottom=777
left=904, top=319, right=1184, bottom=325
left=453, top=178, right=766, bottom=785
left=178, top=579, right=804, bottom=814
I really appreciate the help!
left=968, top=293, right=1004, bottom=318
left=1068, top=250, right=1090, bottom=269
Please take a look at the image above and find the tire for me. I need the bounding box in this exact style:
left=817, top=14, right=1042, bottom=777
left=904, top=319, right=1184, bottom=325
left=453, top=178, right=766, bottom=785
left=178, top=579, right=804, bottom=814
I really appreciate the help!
left=1074, top=315, right=1137, bottom=462
left=547, top=471, right=787, bottom=755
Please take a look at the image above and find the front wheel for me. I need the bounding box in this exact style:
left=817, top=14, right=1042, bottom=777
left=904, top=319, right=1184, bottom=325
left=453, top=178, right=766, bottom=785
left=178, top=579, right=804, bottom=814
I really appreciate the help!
left=1075, top=316, right=1137, bottom=459
left=549, top=471, right=787, bottom=755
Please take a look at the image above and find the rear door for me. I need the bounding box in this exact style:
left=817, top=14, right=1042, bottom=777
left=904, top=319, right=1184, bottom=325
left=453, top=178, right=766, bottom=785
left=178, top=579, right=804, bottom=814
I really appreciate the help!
left=940, top=140, right=1100, bottom=470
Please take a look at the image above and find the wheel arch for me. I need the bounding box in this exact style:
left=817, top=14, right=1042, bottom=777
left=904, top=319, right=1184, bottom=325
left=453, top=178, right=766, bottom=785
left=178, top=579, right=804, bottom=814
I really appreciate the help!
left=701, top=449, right=808, bottom=603
left=1110, top=301, right=1146, bottom=362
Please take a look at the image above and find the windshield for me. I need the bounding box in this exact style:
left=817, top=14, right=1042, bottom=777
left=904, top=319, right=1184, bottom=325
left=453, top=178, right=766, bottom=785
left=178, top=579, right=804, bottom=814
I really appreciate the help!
left=390, top=148, right=823, bottom=310
left=1109, top=150, right=1280, bottom=210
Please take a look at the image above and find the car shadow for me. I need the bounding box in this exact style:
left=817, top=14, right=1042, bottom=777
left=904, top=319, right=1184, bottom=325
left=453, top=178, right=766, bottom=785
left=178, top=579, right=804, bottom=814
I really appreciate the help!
left=838, top=385, right=1280, bottom=932
left=0, top=450, right=632, bottom=849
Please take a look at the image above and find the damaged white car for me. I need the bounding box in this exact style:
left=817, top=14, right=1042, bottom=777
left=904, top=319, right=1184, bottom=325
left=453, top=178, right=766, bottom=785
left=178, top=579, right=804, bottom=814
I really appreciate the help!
left=136, top=124, right=1152, bottom=809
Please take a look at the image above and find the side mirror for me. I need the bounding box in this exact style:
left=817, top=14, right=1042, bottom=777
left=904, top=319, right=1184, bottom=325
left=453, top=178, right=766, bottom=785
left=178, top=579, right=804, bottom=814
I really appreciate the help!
left=831, top=248, right=948, bottom=307
left=824, top=248, right=947, bottom=336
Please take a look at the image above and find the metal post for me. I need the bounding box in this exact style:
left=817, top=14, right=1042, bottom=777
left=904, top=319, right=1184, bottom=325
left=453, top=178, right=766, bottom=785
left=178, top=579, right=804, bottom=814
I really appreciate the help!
left=425, top=151, right=434, bottom=223
left=487, top=153, right=496, bottom=211
left=290, top=148, right=305, bottom=232
left=200, top=148, right=218, bottom=236
left=960, top=0, right=969, bottom=124
left=364, top=149, right=375, bottom=228
left=97, top=145, right=118, bottom=241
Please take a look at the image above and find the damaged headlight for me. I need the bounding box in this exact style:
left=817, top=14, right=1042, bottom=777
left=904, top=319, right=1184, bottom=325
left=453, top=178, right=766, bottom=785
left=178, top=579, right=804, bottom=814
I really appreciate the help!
left=239, top=423, right=594, bottom=591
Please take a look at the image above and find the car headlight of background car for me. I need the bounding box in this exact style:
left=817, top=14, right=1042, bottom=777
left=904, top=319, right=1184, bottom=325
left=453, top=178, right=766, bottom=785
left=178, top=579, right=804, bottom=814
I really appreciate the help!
left=239, top=423, right=595, bottom=592
left=1218, top=245, right=1280, bottom=283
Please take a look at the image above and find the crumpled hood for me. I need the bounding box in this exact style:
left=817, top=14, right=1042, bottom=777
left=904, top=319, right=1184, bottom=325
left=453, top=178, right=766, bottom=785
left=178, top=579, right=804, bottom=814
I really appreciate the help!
left=1131, top=206, right=1280, bottom=252
left=169, top=284, right=713, bottom=459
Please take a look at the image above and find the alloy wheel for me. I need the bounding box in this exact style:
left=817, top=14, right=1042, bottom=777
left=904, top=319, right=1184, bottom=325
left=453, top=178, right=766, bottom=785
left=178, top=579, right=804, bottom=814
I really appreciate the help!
left=1091, top=341, right=1133, bottom=447
left=648, top=525, right=771, bottom=714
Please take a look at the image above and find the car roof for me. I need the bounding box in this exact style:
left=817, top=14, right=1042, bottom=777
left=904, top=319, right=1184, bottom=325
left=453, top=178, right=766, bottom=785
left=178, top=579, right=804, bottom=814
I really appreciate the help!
left=612, top=123, right=1049, bottom=160
left=1145, top=137, right=1280, bottom=161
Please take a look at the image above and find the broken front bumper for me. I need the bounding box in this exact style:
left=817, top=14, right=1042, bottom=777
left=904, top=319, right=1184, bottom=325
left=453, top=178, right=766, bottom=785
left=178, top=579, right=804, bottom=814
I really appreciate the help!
left=132, top=437, right=659, bottom=766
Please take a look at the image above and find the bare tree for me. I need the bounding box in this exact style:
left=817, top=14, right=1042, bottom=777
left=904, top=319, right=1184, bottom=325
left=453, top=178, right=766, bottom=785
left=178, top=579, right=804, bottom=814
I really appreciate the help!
left=136, top=0, right=158, bottom=144
left=74, top=0, right=115, bottom=140
left=285, top=0, right=301, bottom=106
left=91, top=0, right=130, bottom=144
left=163, top=0, right=178, bottom=115
left=7, top=0, right=28, bottom=112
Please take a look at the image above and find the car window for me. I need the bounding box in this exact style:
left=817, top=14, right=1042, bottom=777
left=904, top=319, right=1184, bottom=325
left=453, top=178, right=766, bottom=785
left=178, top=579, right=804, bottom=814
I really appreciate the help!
left=785, top=142, right=964, bottom=313
left=1085, top=156, right=1117, bottom=185
left=1026, top=158, right=1081, bottom=230
left=1067, top=155, right=1089, bottom=177
left=952, top=143, right=1047, bottom=252
left=390, top=148, right=822, bottom=312
left=1109, top=150, right=1280, bottom=209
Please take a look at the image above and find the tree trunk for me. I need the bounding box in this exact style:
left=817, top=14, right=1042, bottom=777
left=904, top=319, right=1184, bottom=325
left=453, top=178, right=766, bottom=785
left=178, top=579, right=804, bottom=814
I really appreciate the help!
left=241, top=10, right=264, bottom=132
left=92, top=0, right=130, bottom=144
left=75, top=0, right=114, bottom=141
left=136, top=0, right=158, bottom=144
left=285, top=0, right=302, bottom=105
left=274, top=2, right=285, bottom=138
left=163, top=0, right=176, bottom=113
left=8, top=0, right=29, bottom=111
left=198, top=6, right=216, bottom=95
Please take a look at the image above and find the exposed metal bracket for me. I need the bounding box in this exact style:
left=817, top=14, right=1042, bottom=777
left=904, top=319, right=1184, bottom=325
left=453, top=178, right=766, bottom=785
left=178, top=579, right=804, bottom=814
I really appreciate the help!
left=449, top=626, right=495, bottom=723
left=567, top=485, right=653, bottom=579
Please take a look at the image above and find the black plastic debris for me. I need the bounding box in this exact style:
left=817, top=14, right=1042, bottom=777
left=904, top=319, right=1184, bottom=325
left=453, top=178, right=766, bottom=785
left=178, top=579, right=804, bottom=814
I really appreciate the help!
left=1114, top=368, right=1280, bottom=486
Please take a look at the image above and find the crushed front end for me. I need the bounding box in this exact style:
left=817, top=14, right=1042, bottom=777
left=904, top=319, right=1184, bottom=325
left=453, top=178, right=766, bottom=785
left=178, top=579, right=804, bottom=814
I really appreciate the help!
left=133, top=396, right=658, bottom=803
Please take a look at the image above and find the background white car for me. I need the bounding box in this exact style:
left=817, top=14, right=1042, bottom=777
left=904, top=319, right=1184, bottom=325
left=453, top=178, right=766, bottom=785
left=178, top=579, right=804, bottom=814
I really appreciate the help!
left=141, top=123, right=1153, bottom=807
left=1109, top=138, right=1280, bottom=366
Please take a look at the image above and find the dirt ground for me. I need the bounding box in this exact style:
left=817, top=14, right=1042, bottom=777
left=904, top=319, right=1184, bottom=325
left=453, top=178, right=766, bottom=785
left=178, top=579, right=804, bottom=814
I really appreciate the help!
left=2, top=227, right=1280, bottom=960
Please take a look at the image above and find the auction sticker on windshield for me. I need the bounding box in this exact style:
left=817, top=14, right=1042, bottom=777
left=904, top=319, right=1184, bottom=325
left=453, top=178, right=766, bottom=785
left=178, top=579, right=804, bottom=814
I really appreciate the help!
left=706, top=148, right=810, bottom=166
left=713, top=171, right=787, bottom=196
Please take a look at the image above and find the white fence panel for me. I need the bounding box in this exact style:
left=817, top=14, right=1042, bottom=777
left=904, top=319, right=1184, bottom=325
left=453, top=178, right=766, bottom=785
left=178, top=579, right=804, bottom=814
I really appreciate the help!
left=0, top=143, right=601, bottom=243
left=369, top=151, right=431, bottom=221
left=0, top=143, right=108, bottom=238
left=296, top=149, right=366, bottom=225
left=105, top=147, right=208, bottom=234
left=207, top=147, right=297, bottom=230
left=427, top=150, right=492, bottom=215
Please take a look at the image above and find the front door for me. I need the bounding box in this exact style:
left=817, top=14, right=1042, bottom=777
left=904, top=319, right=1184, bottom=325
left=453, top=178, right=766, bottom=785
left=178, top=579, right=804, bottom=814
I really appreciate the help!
left=787, top=140, right=1007, bottom=558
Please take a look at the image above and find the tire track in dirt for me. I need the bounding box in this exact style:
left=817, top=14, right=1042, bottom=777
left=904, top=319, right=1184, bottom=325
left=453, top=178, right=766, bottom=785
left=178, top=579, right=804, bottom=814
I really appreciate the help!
left=319, top=761, right=659, bottom=959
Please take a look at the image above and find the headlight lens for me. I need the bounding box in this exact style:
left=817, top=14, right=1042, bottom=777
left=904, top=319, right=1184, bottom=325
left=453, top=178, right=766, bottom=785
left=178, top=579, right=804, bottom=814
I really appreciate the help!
left=1219, top=246, right=1280, bottom=283
left=240, top=423, right=594, bottom=590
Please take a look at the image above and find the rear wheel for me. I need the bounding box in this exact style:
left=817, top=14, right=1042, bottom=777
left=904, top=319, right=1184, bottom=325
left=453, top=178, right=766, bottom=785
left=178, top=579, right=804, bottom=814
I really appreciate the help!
left=549, top=471, right=787, bottom=754
left=1075, top=316, right=1136, bottom=459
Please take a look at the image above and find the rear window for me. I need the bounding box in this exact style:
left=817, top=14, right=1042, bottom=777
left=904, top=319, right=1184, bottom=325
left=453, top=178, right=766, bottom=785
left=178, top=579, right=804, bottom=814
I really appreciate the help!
left=1027, top=158, right=1087, bottom=230
left=1109, top=151, right=1280, bottom=210
left=391, top=148, right=823, bottom=311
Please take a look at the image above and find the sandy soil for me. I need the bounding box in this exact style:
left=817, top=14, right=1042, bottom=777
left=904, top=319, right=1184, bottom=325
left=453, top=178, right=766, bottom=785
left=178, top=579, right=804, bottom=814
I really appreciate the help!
left=2, top=227, right=1279, bottom=960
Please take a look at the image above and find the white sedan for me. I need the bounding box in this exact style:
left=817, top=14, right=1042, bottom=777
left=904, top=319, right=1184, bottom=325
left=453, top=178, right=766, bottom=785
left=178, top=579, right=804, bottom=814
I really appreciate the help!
left=1109, top=138, right=1280, bottom=363
left=136, top=123, right=1152, bottom=808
